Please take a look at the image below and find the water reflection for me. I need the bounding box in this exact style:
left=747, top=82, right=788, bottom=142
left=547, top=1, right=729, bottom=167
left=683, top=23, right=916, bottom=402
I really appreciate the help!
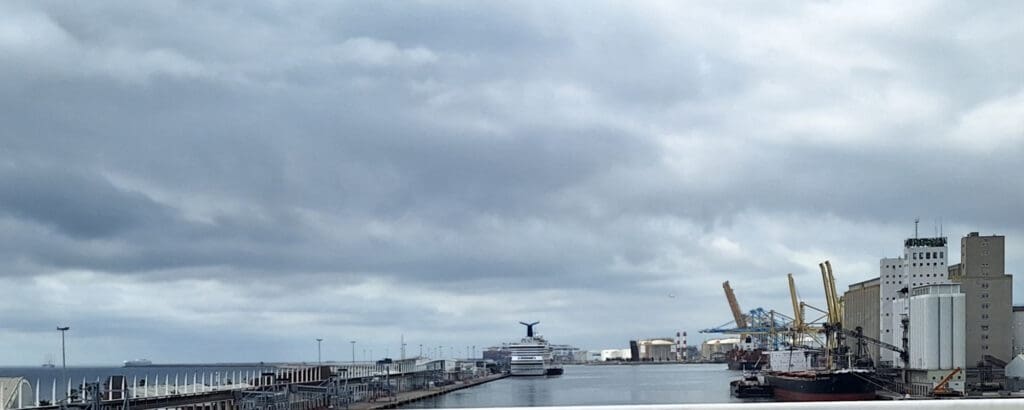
left=401, top=363, right=753, bottom=408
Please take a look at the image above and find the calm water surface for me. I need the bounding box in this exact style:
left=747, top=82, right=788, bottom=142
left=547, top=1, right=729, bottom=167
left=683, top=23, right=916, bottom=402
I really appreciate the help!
left=402, top=363, right=760, bottom=408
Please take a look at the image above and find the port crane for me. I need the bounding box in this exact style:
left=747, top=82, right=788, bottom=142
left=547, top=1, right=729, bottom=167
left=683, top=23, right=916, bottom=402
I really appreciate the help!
left=700, top=281, right=790, bottom=351
left=723, top=281, right=748, bottom=329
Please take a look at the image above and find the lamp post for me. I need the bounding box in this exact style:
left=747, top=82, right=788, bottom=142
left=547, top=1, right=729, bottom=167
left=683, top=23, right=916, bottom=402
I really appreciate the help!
left=316, top=338, right=323, bottom=365
left=57, top=326, right=70, bottom=398
left=350, top=341, right=355, bottom=364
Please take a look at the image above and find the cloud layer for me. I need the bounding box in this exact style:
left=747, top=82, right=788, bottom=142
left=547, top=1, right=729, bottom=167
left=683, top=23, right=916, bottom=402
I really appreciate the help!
left=1, top=1, right=1023, bottom=365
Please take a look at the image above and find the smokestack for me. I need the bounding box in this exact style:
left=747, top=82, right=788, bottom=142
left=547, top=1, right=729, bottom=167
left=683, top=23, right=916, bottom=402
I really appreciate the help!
left=683, top=331, right=688, bottom=361
left=519, top=321, right=539, bottom=337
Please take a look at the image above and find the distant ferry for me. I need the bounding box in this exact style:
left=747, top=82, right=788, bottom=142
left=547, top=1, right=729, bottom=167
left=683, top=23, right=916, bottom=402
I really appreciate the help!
left=123, top=359, right=153, bottom=367
left=42, top=354, right=56, bottom=368
left=508, top=321, right=562, bottom=376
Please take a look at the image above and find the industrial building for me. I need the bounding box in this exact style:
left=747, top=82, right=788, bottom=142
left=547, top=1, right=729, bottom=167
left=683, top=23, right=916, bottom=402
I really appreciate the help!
left=948, top=233, right=1013, bottom=366
left=850, top=231, right=1016, bottom=392
left=1013, top=306, right=1024, bottom=356
left=599, top=349, right=632, bottom=361
left=843, top=278, right=880, bottom=364
left=701, top=338, right=739, bottom=361
left=879, top=236, right=952, bottom=366
left=893, top=284, right=967, bottom=393
left=636, top=338, right=675, bottom=361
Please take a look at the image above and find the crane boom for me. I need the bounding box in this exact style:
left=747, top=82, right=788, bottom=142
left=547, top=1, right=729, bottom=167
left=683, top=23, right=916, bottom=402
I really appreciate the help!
left=787, top=273, right=803, bottom=330
left=825, top=261, right=841, bottom=324
left=722, top=281, right=747, bottom=328
left=818, top=263, right=834, bottom=324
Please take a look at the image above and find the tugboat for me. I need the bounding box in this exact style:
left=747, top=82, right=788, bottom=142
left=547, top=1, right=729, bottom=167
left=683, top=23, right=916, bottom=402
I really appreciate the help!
left=730, top=370, right=773, bottom=398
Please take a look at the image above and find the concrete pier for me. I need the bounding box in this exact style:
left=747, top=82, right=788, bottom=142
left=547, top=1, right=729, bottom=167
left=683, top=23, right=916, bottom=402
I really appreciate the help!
left=349, top=373, right=508, bottom=410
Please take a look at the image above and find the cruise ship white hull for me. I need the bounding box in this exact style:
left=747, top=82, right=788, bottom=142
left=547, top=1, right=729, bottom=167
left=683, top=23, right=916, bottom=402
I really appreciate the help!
left=510, top=356, right=548, bottom=376
left=510, top=367, right=547, bottom=376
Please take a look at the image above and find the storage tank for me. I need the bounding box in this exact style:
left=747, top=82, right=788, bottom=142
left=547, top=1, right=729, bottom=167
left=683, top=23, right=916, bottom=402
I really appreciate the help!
left=953, top=293, right=966, bottom=368
left=939, top=295, right=952, bottom=368
left=907, top=284, right=964, bottom=370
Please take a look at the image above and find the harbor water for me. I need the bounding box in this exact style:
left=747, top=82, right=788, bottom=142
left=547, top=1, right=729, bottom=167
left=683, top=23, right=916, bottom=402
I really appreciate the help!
left=401, top=363, right=761, bottom=408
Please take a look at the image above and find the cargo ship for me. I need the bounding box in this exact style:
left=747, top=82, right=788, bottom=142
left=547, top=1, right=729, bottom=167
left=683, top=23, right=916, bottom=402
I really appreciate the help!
left=762, top=263, right=877, bottom=401
left=764, top=369, right=875, bottom=401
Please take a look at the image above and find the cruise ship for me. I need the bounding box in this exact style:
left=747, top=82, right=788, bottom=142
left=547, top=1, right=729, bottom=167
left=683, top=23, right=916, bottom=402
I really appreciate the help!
left=509, top=321, right=561, bottom=376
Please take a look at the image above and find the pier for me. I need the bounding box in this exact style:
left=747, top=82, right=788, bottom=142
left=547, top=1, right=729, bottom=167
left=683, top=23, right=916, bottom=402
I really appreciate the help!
left=0, top=359, right=502, bottom=410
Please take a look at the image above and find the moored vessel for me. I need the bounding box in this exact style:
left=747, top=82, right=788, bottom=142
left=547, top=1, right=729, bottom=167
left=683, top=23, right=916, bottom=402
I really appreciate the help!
left=764, top=369, right=875, bottom=401
left=730, top=370, right=773, bottom=398
left=508, top=321, right=563, bottom=376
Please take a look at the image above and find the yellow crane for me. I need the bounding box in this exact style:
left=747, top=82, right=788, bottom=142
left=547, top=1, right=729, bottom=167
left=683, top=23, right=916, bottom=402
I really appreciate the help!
left=818, top=260, right=847, bottom=368
left=722, top=281, right=747, bottom=329
left=787, top=273, right=803, bottom=331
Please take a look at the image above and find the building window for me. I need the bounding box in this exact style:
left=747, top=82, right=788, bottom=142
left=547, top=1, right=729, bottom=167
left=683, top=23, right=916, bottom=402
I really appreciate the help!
left=927, top=252, right=932, bottom=259
left=940, top=251, right=944, bottom=258
left=982, top=334, right=989, bottom=340
left=982, top=314, right=989, bottom=319
left=913, top=253, right=918, bottom=260
left=983, top=345, right=989, bottom=350
left=981, top=293, right=989, bottom=299
left=982, top=325, right=989, bottom=331
left=982, top=303, right=989, bottom=309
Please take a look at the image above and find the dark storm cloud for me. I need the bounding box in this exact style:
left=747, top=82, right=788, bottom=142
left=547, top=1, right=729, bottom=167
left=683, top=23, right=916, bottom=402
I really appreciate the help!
left=2, top=0, right=1024, bottom=364
left=0, top=164, right=171, bottom=238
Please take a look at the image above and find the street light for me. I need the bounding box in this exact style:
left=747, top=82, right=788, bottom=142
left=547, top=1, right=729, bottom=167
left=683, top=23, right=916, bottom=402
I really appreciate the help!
left=350, top=341, right=355, bottom=364
left=57, top=326, right=70, bottom=397
left=316, top=338, right=323, bottom=365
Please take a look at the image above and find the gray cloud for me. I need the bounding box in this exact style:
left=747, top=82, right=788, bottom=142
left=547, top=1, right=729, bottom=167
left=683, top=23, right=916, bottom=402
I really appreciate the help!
left=1, top=1, right=1023, bottom=365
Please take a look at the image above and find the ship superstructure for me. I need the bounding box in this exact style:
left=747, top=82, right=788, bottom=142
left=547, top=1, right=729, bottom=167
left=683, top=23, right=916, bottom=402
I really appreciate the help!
left=508, top=321, right=556, bottom=376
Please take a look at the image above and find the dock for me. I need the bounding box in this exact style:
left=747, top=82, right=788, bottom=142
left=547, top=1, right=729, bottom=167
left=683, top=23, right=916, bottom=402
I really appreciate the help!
left=349, top=373, right=508, bottom=409
left=0, top=359, right=502, bottom=410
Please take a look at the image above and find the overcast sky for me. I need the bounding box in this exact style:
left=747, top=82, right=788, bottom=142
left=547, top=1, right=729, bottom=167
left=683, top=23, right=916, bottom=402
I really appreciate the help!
left=2, top=1, right=1023, bottom=366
